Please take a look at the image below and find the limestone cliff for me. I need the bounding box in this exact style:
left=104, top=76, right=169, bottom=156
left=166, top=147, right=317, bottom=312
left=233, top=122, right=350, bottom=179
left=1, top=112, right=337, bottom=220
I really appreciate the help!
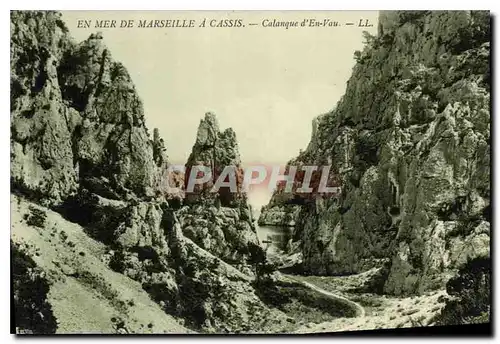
left=11, top=11, right=169, bottom=204
left=259, top=11, right=490, bottom=296
left=258, top=115, right=341, bottom=227
left=258, top=204, right=301, bottom=227
left=178, top=113, right=259, bottom=266
left=10, top=11, right=288, bottom=334
left=184, top=112, right=246, bottom=207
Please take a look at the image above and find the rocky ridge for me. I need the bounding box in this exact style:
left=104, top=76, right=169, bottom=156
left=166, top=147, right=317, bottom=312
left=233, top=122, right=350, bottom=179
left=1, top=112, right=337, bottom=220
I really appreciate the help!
left=10, top=10, right=491, bottom=334
left=259, top=10, right=490, bottom=297
left=11, top=12, right=168, bottom=204
left=178, top=113, right=260, bottom=266
left=10, top=11, right=288, bottom=334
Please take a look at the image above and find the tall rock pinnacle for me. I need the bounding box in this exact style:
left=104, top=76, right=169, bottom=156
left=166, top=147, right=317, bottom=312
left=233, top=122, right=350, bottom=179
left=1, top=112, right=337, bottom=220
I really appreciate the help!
left=185, top=112, right=244, bottom=207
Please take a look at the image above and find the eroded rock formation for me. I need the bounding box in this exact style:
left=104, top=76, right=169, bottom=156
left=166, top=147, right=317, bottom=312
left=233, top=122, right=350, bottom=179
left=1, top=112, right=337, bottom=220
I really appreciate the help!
left=10, top=11, right=285, bottom=333
left=259, top=10, right=490, bottom=296
left=11, top=11, right=169, bottom=204
left=179, top=113, right=259, bottom=265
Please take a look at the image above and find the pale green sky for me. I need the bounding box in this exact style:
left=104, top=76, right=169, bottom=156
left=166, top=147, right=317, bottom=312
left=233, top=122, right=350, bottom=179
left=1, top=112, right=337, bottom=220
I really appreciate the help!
left=61, top=11, right=379, bottom=208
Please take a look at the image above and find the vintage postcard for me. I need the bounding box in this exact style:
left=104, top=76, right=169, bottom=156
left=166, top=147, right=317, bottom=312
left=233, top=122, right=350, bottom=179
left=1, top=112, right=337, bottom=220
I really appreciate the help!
left=10, top=10, right=491, bottom=335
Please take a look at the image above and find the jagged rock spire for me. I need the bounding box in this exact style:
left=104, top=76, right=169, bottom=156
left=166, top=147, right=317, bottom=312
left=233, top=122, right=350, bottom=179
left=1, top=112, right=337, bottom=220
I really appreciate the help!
left=185, top=112, right=244, bottom=207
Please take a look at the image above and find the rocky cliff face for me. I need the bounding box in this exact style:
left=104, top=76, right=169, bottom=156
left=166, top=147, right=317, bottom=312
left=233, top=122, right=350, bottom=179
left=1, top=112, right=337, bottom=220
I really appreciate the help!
left=10, top=11, right=286, bottom=334
left=258, top=204, right=301, bottom=227
left=178, top=113, right=260, bottom=266
left=259, top=11, right=490, bottom=295
left=258, top=116, right=342, bottom=227
left=11, top=11, right=169, bottom=204
left=184, top=112, right=246, bottom=206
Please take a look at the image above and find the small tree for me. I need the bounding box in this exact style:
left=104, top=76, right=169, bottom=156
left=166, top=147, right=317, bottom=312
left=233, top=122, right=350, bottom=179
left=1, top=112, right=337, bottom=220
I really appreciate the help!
left=362, top=30, right=377, bottom=47
left=247, top=242, right=277, bottom=283
left=247, top=243, right=266, bottom=280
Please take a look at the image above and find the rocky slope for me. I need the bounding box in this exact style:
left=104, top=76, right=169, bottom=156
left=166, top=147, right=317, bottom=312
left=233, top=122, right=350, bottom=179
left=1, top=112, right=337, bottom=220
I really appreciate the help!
left=11, top=195, right=190, bottom=334
left=259, top=10, right=490, bottom=298
left=10, top=10, right=289, bottom=334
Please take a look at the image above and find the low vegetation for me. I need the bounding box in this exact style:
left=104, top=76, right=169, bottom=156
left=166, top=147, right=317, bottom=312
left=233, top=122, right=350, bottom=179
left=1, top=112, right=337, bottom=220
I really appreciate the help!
left=11, top=241, right=58, bottom=334
left=436, top=257, right=490, bottom=325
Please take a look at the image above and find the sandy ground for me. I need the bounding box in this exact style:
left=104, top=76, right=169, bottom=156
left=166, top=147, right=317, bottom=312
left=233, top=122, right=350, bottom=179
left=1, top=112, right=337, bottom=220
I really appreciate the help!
left=11, top=195, right=191, bottom=334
